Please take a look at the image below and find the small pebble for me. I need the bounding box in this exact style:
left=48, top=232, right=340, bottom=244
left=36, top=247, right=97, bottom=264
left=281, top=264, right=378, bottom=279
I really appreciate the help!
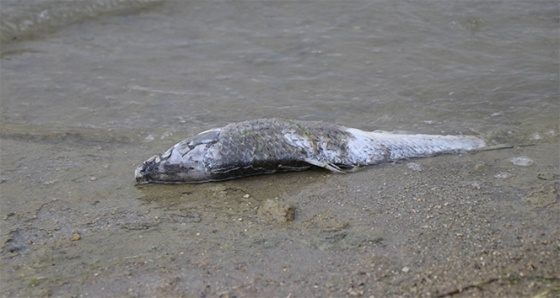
left=510, top=156, right=534, bottom=167
left=160, top=132, right=173, bottom=139
left=70, top=232, right=81, bottom=241
left=473, top=163, right=487, bottom=171
left=530, top=133, right=542, bottom=140
left=537, top=173, right=554, bottom=180
left=402, top=266, right=410, bottom=273
left=407, top=162, right=422, bottom=171
left=257, top=199, right=295, bottom=223
left=495, top=172, right=510, bottom=179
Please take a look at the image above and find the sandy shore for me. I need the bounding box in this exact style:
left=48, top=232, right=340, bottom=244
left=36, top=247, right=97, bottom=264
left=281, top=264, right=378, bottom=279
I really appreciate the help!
left=1, top=128, right=558, bottom=297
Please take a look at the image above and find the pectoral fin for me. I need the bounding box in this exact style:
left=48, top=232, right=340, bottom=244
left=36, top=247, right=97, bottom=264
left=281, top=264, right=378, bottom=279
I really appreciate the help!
left=304, top=158, right=349, bottom=173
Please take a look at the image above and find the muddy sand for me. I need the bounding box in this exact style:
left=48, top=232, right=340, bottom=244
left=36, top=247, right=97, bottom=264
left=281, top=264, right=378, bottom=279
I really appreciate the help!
left=1, top=126, right=558, bottom=297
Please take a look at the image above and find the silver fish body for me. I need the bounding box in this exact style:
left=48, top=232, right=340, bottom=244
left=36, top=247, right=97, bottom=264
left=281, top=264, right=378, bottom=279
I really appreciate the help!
left=135, top=118, right=485, bottom=184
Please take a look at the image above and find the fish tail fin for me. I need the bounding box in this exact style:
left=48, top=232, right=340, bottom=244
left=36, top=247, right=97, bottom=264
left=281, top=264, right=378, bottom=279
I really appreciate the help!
left=366, top=131, right=486, bottom=160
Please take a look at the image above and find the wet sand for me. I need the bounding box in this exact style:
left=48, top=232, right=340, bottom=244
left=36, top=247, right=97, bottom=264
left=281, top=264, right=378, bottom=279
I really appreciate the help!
left=1, top=127, right=558, bottom=297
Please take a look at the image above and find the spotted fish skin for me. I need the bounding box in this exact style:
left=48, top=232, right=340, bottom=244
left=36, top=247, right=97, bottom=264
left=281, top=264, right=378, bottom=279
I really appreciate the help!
left=135, top=118, right=485, bottom=184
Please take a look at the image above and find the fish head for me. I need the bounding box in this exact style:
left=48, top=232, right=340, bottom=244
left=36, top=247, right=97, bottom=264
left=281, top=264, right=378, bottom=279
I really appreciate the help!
left=135, top=147, right=210, bottom=184
left=135, top=154, right=164, bottom=184
left=135, top=129, right=221, bottom=184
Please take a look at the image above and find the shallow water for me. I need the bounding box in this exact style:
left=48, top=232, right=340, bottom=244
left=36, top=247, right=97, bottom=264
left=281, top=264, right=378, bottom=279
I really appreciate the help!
left=1, top=1, right=559, bottom=296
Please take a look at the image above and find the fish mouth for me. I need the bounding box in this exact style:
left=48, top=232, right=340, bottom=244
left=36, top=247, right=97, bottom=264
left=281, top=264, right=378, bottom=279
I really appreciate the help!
left=135, top=163, right=148, bottom=184
left=135, top=155, right=160, bottom=184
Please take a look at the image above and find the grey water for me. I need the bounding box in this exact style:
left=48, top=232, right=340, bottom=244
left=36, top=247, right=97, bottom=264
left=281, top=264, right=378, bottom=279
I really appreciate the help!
left=1, top=0, right=558, bottom=296
left=2, top=1, right=557, bottom=139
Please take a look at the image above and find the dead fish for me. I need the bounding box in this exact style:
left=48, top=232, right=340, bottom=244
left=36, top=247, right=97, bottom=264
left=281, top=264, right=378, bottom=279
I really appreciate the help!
left=135, top=118, right=485, bottom=184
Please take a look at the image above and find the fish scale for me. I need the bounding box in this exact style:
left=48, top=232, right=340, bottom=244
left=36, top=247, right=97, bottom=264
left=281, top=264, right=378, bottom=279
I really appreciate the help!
left=135, top=118, right=486, bottom=184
